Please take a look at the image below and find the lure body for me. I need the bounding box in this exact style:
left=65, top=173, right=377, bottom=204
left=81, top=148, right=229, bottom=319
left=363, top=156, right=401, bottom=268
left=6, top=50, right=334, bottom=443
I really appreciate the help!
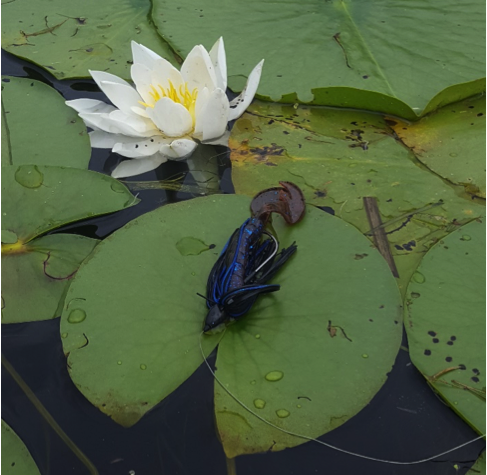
left=203, top=182, right=305, bottom=333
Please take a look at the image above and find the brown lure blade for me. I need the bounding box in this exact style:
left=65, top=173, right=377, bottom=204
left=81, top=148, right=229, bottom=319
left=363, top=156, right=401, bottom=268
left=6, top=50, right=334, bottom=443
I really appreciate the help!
left=250, top=181, right=306, bottom=224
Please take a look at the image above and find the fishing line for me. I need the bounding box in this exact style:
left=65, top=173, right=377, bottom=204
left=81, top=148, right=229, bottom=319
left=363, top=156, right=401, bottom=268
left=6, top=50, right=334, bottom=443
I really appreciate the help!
left=199, top=333, right=485, bottom=465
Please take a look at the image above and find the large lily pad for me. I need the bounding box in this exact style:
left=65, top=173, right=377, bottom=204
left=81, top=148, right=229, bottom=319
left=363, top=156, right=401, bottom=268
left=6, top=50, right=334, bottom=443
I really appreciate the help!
left=152, top=0, right=485, bottom=118
left=60, top=195, right=402, bottom=457
left=1, top=420, right=41, bottom=475
left=1, top=0, right=178, bottom=80
left=229, top=102, right=485, bottom=293
left=391, top=95, right=486, bottom=198
left=214, top=201, right=402, bottom=457
left=2, top=165, right=137, bottom=323
left=1, top=76, right=91, bottom=168
left=405, top=219, right=485, bottom=435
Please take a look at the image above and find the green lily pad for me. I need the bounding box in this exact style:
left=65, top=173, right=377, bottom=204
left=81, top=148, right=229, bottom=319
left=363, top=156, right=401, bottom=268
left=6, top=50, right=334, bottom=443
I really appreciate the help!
left=152, top=0, right=485, bottom=118
left=405, top=219, right=486, bottom=435
left=1, top=0, right=178, bottom=80
left=2, top=165, right=137, bottom=243
left=391, top=95, right=486, bottom=198
left=2, top=234, right=98, bottom=323
left=1, top=420, right=41, bottom=475
left=60, top=195, right=402, bottom=456
left=2, top=165, right=138, bottom=323
left=213, top=202, right=402, bottom=457
left=1, top=77, right=91, bottom=168
left=467, top=452, right=486, bottom=475
left=229, top=102, right=485, bottom=293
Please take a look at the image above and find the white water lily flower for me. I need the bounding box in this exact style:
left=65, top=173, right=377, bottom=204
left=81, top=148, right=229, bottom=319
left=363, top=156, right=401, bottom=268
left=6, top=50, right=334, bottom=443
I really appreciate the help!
left=66, top=38, right=264, bottom=178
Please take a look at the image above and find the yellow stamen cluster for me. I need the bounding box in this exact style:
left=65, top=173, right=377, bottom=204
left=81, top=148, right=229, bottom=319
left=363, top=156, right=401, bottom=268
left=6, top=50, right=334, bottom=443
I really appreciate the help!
left=139, top=81, right=198, bottom=122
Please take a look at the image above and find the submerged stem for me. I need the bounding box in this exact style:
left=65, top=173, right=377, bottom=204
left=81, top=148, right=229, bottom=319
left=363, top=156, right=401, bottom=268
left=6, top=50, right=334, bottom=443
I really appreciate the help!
left=2, top=354, right=99, bottom=475
left=225, top=456, right=238, bottom=475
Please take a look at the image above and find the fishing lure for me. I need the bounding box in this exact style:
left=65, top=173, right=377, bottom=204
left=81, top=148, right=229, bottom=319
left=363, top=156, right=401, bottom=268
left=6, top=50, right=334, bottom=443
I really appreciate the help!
left=201, top=182, right=305, bottom=333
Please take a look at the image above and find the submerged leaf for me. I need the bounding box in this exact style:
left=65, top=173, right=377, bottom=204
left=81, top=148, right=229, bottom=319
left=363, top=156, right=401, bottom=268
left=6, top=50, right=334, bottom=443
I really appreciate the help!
left=405, top=219, right=486, bottom=434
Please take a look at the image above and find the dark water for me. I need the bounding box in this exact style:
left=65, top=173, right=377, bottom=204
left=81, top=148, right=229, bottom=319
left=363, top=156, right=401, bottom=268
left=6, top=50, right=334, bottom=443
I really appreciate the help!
left=2, top=50, right=484, bottom=475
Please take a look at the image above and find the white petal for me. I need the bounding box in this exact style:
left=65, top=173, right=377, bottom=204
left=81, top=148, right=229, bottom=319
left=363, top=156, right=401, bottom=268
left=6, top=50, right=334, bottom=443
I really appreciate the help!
left=209, top=37, right=227, bottom=91
left=151, top=59, right=183, bottom=91
left=160, top=139, right=198, bottom=160
left=146, top=98, right=193, bottom=137
left=89, top=131, right=143, bottom=149
left=202, top=130, right=230, bottom=147
left=96, top=81, right=143, bottom=115
left=109, top=110, right=159, bottom=135
left=111, top=154, right=168, bottom=179
left=181, top=45, right=218, bottom=92
left=131, top=41, right=163, bottom=71
left=197, top=88, right=229, bottom=142
left=193, top=87, right=210, bottom=136
left=66, top=99, right=115, bottom=114
left=79, top=110, right=157, bottom=137
left=228, top=59, right=264, bottom=121
left=112, top=136, right=172, bottom=158
left=131, top=106, right=150, bottom=118
left=130, top=63, right=154, bottom=103
left=90, top=70, right=131, bottom=89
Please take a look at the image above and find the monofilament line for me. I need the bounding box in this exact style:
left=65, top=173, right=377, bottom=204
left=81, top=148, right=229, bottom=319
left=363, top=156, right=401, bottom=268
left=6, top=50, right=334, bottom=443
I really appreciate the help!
left=199, top=332, right=485, bottom=465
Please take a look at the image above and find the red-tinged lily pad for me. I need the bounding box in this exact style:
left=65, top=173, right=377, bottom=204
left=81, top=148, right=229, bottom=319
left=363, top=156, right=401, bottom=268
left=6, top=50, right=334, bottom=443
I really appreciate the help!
left=60, top=195, right=402, bottom=459
left=1, top=420, right=41, bottom=475
left=1, top=77, right=91, bottom=168
left=229, top=102, right=485, bottom=294
left=405, top=219, right=485, bottom=435
left=1, top=165, right=138, bottom=323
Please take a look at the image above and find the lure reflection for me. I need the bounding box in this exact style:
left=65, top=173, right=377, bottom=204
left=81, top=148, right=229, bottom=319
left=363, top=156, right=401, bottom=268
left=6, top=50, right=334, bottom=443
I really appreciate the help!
left=202, top=182, right=305, bottom=334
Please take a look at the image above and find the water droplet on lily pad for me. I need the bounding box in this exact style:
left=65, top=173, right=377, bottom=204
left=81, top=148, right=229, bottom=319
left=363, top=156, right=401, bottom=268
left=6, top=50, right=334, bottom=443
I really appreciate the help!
left=140, top=364, right=147, bottom=370
left=412, top=271, right=426, bottom=284
left=276, top=409, right=290, bottom=418
left=67, top=309, right=86, bottom=323
left=14, top=165, right=44, bottom=188
left=296, top=404, right=302, bottom=408
left=461, top=235, right=471, bottom=241
left=61, top=332, right=68, bottom=339
left=250, top=380, right=256, bottom=385
left=253, top=399, right=266, bottom=409
left=449, top=153, right=458, bottom=157
left=117, top=361, right=122, bottom=365
left=255, top=334, right=261, bottom=339
left=265, top=371, right=284, bottom=382
left=362, top=354, right=369, bottom=358
left=176, top=237, right=210, bottom=256
left=110, top=181, right=126, bottom=193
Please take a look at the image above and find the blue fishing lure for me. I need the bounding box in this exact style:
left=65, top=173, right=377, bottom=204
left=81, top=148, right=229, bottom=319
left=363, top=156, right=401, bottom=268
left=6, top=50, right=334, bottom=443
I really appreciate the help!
left=202, top=182, right=305, bottom=333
